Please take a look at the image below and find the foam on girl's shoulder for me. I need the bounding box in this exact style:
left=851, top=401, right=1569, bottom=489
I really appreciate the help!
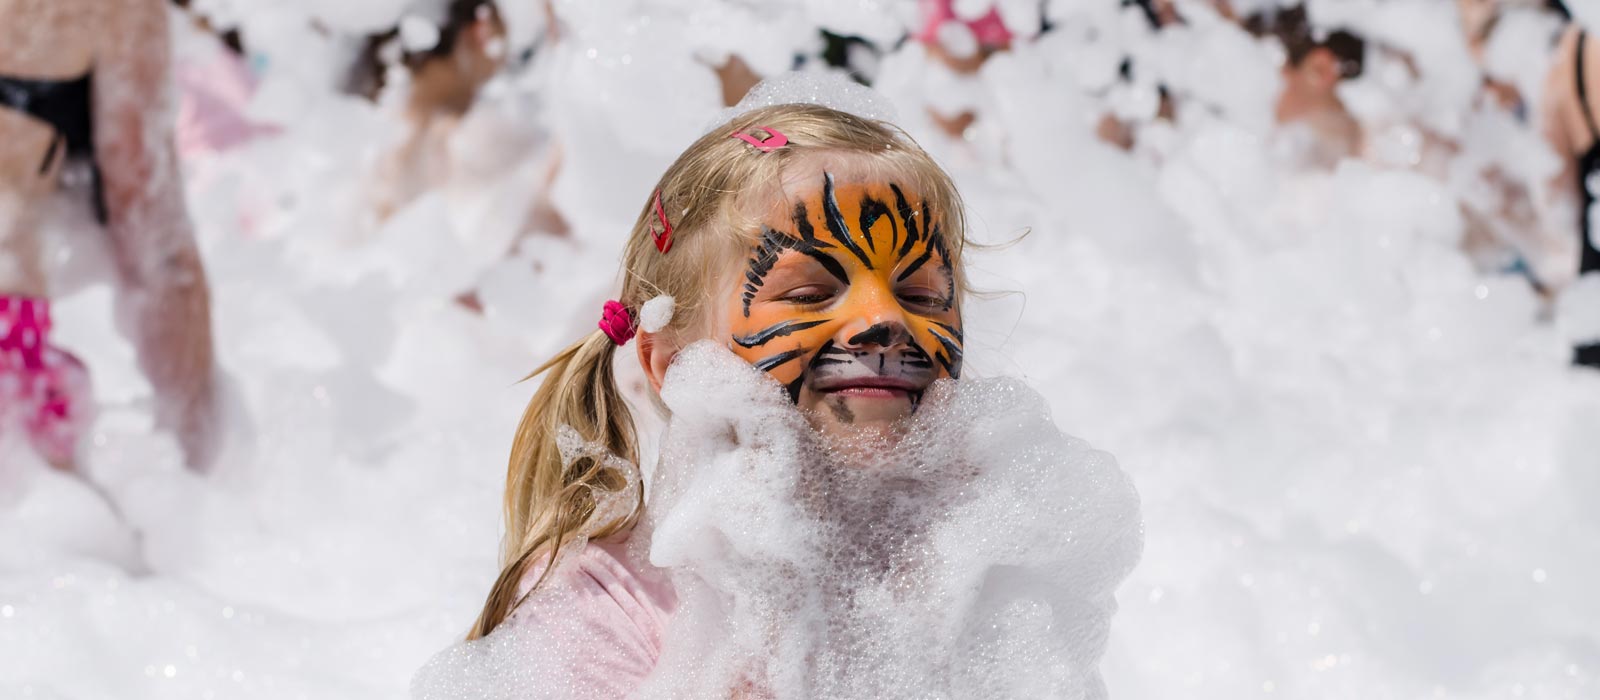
left=410, top=536, right=677, bottom=700
left=507, top=535, right=677, bottom=644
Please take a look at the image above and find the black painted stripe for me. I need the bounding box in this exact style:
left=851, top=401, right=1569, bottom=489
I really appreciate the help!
left=891, top=183, right=920, bottom=258
left=930, top=329, right=964, bottom=362
left=858, top=195, right=893, bottom=253
left=754, top=348, right=806, bottom=372
left=793, top=202, right=819, bottom=243
left=933, top=231, right=955, bottom=310
left=905, top=338, right=933, bottom=366
left=932, top=321, right=964, bottom=343
left=928, top=329, right=963, bottom=379
left=742, top=224, right=857, bottom=316
left=732, top=319, right=828, bottom=348
left=822, top=172, right=873, bottom=268
left=897, top=245, right=935, bottom=282
left=802, top=250, right=850, bottom=286
left=742, top=227, right=799, bottom=316
left=848, top=322, right=898, bottom=347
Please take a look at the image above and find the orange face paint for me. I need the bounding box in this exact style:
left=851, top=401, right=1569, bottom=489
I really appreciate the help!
left=726, top=171, right=964, bottom=402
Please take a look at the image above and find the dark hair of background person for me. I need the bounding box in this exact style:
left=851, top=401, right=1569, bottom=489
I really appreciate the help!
left=170, top=0, right=245, bottom=55
left=1243, top=4, right=1365, bottom=79
left=346, top=0, right=500, bottom=101
left=1125, top=0, right=1164, bottom=29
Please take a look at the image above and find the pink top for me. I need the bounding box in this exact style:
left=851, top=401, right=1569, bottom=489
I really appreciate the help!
left=175, top=49, right=279, bottom=161
left=504, top=537, right=677, bottom=696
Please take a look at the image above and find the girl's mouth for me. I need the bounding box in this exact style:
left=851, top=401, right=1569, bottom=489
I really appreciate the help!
left=815, top=377, right=923, bottom=401
left=831, top=386, right=909, bottom=399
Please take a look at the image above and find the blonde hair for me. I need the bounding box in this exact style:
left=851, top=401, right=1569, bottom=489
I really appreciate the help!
left=468, top=103, right=972, bottom=639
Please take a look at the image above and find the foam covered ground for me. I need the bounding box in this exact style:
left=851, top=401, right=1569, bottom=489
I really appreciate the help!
left=3, top=0, right=1599, bottom=698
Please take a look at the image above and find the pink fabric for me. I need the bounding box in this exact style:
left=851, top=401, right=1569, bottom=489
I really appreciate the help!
left=507, top=537, right=677, bottom=696
left=0, top=297, right=92, bottom=465
left=175, top=50, right=279, bottom=161
left=916, top=0, right=1014, bottom=48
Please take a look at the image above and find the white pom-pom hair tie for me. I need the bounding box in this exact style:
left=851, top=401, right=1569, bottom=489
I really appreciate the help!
left=639, top=295, right=675, bottom=333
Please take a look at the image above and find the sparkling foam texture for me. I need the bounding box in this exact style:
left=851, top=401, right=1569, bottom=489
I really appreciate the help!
left=5, top=1, right=1600, bottom=698
left=640, top=343, right=1140, bottom=700
left=717, top=70, right=900, bottom=129
left=410, top=342, right=1142, bottom=699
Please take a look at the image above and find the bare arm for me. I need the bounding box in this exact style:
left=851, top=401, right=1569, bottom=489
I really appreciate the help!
left=93, top=0, right=219, bottom=469
left=1524, top=27, right=1584, bottom=293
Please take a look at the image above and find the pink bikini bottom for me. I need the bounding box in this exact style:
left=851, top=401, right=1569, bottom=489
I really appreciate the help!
left=0, top=296, right=92, bottom=466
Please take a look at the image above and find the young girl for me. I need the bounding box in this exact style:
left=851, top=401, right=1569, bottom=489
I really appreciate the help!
left=424, top=98, right=1139, bottom=698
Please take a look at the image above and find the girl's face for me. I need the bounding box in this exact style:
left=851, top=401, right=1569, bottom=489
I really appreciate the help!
left=719, top=167, right=964, bottom=442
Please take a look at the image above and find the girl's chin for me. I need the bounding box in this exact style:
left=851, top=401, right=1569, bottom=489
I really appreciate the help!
left=802, top=393, right=916, bottom=445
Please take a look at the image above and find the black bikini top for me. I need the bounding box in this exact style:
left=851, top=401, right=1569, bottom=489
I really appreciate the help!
left=0, top=71, right=94, bottom=172
left=0, top=70, right=105, bottom=223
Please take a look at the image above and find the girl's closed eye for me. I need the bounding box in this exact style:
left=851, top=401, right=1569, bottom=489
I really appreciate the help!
left=896, top=286, right=948, bottom=309
left=779, top=284, right=839, bottom=305
left=895, top=266, right=954, bottom=310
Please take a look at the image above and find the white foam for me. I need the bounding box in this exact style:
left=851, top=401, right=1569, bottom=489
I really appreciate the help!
left=398, top=15, right=442, bottom=54
left=637, top=295, right=674, bottom=334
left=409, top=342, right=1141, bottom=699
left=719, top=71, right=900, bottom=128
left=5, top=2, right=1600, bottom=699
left=634, top=343, right=1141, bottom=699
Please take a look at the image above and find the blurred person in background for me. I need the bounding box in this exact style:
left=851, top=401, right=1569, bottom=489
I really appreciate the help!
left=169, top=0, right=279, bottom=170
left=1094, top=0, right=1187, bottom=152
left=0, top=0, right=219, bottom=470
left=1246, top=5, right=1366, bottom=170
left=351, top=0, right=511, bottom=222
left=1442, top=0, right=1565, bottom=284
left=914, top=0, right=1017, bottom=139
left=1537, top=4, right=1600, bottom=367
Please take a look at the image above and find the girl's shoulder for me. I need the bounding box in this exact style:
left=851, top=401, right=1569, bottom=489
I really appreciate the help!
left=509, top=536, right=677, bottom=652
left=412, top=539, right=677, bottom=699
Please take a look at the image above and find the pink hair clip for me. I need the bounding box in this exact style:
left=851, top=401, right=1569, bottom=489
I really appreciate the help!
left=598, top=300, right=635, bottom=346
left=650, top=190, right=673, bottom=254
left=731, top=126, right=788, bottom=153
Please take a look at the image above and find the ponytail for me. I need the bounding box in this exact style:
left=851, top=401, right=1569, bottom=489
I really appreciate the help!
left=468, top=329, right=641, bottom=640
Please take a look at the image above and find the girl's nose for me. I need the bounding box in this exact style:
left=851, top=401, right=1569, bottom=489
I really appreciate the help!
left=838, top=299, right=912, bottom=350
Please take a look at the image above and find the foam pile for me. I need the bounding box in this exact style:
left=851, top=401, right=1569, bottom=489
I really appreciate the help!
left=411, top=342, right=1141, bottom=699
left=640, top=343, right=1141, bottom=699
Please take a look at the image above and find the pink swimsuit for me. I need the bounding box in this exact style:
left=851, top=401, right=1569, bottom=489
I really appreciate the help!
left=0, top=296, right=92, bottom=465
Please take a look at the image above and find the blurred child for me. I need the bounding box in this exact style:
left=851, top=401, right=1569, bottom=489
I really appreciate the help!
left=1246, top=5, right=1367, bottom=169
left=351, top=0, right=510, bottom=220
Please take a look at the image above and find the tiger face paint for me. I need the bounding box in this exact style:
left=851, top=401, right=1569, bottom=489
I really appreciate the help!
left=726, top=170, right=964, bottom=433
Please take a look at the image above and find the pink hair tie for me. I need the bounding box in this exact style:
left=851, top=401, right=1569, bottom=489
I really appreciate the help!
left=598, top=300, right=635, bottom=346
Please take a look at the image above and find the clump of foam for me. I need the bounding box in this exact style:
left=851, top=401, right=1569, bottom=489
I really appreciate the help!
left=397, top=15, right=442, bottom=54
left=717, top=71, right=900, bottom=128
left=636, top=342, right=1142, bottom=699
left=637, top=295, right=674, bottom=334
left=1557, top=273, right=1600, bottom=347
